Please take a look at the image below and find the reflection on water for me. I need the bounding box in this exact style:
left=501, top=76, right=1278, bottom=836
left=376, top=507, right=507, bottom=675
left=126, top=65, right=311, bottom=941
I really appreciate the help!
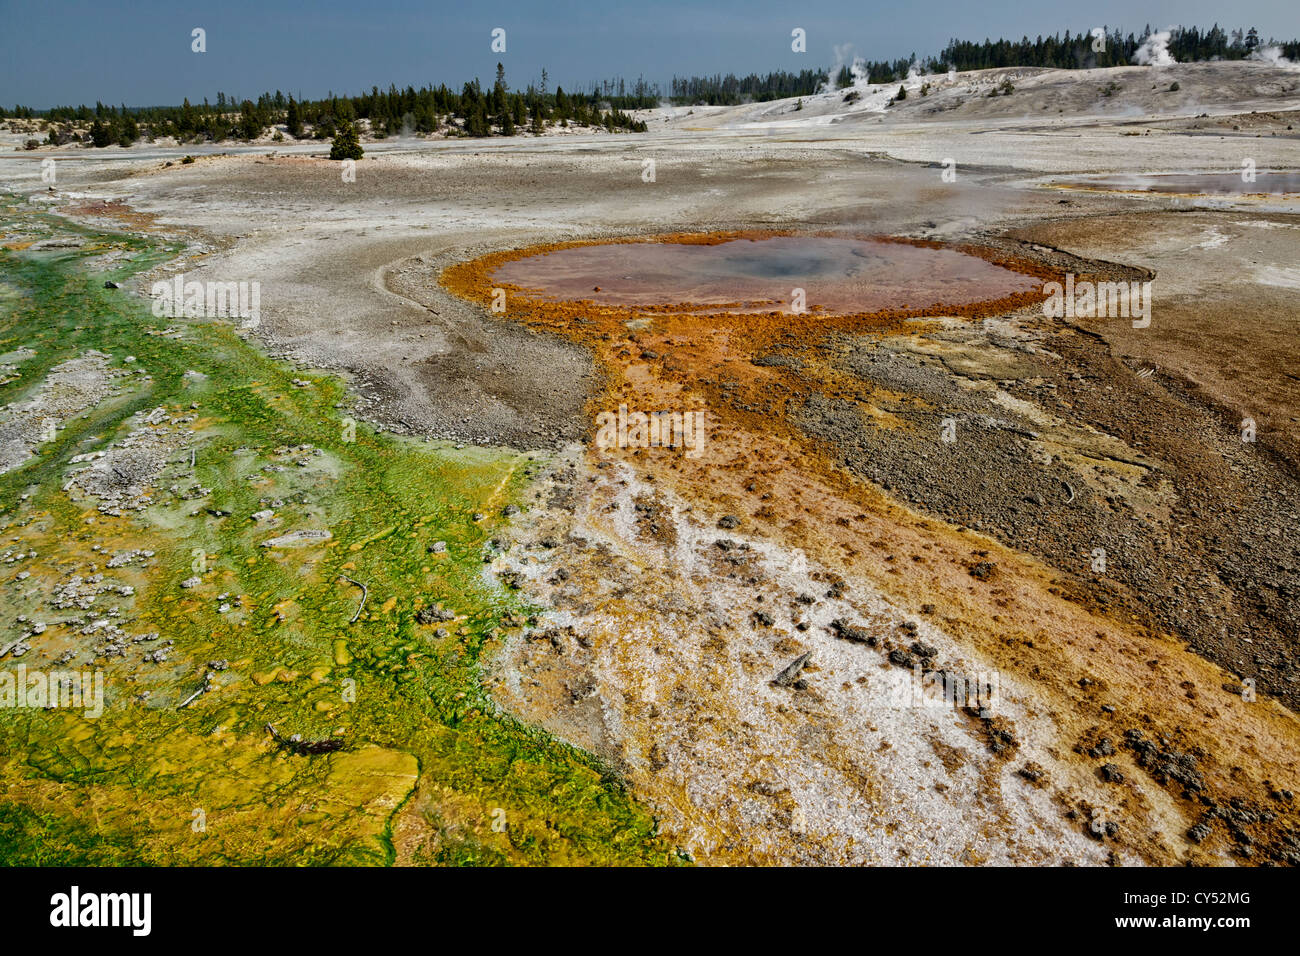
left=1059, top=172, right=1300, bottom=196
left=491, top=236, right=1041, bottom=315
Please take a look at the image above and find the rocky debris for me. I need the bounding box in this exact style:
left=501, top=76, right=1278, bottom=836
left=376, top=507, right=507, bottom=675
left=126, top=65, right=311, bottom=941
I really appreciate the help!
left=49, top=573, right=131, bottom=610
left=0, top=639, right=31, bottom=658
left=968, top=560, right=997, bottom=580
left=65, top=406, right=195, bottom=512
left=260, top=529, right=331, bottom=548
left=909, top=640, right=938, bottom=660
left=249, top=509, right=275, bottom=522
left=1087, top=817, right=1121, bottom=841
left=1187, top=821, right=1213, bottom=844
left=427, top=541, right=447, bottom=553
left=175, top=483, right=212, bottom=501
left=717, top=514, right=740, bottom=529
left=823, top=577, right=847, bottom=600
left=1100, top=763, right=1125, bottom=783
left=1088, top=737, right=1116, bottom=758
left=179, top=575, right=201, bottom=589
left=712, top=537, right=753, bottom=567
left=1124, top=729, right=1205, bottom=793
left=970, top=713, right=1019, bottom=757
left=415, top=603, right=455, bottom=625
left=1018, top=762, right=1047, bottom=785
left=525, top=627, right=571, bottom=655
left=106, top=549, right=154, bottom=568
left=772, top=651, right=812, bottom=689
left=830, top=618, right=876, bottom=646
left=1267, top=783, right=1295, bottom=803
left=807, top=313, right=1300, bottom=713
left=0, top=351, right=126, bottom=474
left=143, top=642, right=174, bottom=664
left=888, top=648, right=916, bottom=669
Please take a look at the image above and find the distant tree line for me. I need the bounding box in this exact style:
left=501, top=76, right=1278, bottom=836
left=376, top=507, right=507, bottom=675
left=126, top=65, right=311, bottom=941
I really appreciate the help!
left=4, top=24, right=1298, bottom=133
left=933, top=25, right=1298, bottom=71
left=665, top=69, right=830, bottom=105
left=661, top=24, right=1300, bottom=105
left=3, top=64, right=647, bottom=147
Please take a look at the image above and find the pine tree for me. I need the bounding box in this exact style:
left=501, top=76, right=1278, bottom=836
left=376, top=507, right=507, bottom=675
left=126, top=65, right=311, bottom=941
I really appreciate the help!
left=465, top=104, right=490, bottom=137
left=493, top=62, right=507, bottom=115
left=329, top=121, right=364, bottom=160
left=118, top=108, right=139, bottom=145
left=286, top=96, right=303, bottom=138
left=89, top=119, right=113, bottom=147
left=179, top=98, right=196, bottom=137
left=239, top=100, right=262, bottom=140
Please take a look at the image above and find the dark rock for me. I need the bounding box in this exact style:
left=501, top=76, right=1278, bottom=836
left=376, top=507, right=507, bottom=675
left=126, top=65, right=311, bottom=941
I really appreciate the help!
left=1089, top=737, right=1116, bottom=758
left=415, top=603, right=456, bottom=625
left=772, top=651, right=812, bottom=688
left=1018, top=763, right=1046, bottom=784
left=888, top=648, right=916, bottom=669
left=830, top=618, right=875, bottom=646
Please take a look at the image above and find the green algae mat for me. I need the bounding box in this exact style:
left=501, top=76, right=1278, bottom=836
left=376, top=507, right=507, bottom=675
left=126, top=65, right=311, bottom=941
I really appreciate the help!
left=0, top=201, right=680, bottom=866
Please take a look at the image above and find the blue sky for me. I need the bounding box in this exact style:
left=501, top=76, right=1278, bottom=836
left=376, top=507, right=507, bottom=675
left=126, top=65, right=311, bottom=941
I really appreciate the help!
left=2, top=0, right=1297, bottom=108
